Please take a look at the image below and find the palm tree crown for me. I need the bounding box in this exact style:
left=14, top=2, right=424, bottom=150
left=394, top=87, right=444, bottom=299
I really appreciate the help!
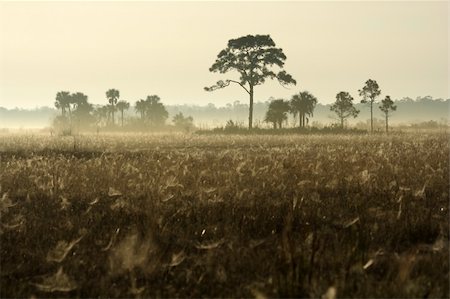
left=106, top=89, right=120, bottom=125
left=55, top=91, right=71, bottom=116
left=290, top=91, right=317, bottom=128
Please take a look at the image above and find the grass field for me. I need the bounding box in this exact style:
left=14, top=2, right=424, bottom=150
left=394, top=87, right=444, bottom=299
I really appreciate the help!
left=0, top=132, right=448, bottom=298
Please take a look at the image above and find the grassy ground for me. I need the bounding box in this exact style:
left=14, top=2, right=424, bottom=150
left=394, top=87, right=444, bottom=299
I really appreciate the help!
left=0, top=132, right=448, bottom=298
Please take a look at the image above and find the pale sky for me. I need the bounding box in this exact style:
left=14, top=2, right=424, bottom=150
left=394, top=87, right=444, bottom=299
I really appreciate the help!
left=0, top=1, right=448, bottom=109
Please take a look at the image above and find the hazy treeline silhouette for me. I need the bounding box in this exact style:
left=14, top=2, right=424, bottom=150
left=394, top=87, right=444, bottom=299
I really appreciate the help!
left=0, top=96, right=448, bottom=130
left=48, top=89, right=195, bottom=134
left=262, top=79, right=397, bottom=132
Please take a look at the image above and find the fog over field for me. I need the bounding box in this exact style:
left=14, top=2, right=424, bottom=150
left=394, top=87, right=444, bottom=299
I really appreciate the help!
left=0, top=97, right=448, bottom=130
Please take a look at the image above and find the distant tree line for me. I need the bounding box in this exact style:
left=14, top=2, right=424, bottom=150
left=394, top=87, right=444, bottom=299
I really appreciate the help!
left=53, top=89, right=194, bottom=134
left=0, top=96, right=446, bottom=130
left=263, top=79, right=397, bottom=133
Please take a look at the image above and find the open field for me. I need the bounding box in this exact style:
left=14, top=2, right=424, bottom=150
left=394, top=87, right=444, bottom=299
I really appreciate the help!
left=0, top=132, right=449, bottom=297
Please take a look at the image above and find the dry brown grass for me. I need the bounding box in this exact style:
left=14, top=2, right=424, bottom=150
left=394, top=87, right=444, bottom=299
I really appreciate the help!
left=0, top=132, right=448, bottom=297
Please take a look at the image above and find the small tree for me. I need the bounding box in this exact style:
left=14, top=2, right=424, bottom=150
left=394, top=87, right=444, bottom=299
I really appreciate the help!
left=54, top=91, right=71, bottom=117
left=106, top=89, right=120, bottom=125
left=135, top=99, right=146, bottom=121
left=94, top=106, right=109, bottom=127
left=379, top=95, right=397, bottom=133
left=359, top=79, right=381, bottom=133
left=205, top=34, right=296, bottom=129
left=173, top=112, right=194, bottom=132
left=144, top=95, right=168, bottom=126
left=330, top=92, right=360, bottom=128
left=72, top=92, right=94, bottom=130
left=116, top=100, right=130, bottom=127
left=265, top=99, right=290, bottom=129
left=290, top=91, right=317, bottom=128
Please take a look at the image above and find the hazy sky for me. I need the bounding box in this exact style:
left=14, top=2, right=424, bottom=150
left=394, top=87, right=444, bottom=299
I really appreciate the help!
left=0, top=1, right=448, bottom=109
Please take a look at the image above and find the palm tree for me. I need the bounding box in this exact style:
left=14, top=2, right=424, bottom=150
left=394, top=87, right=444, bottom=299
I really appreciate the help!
left=290, top=91, right=317, bottom=128
left=116, top=100, right=130, bottom=127
left=264, top=99, right=290, bottom=129
left=144, top=95, right=168, bottom=126
left=71, top=92, right=88, bottom=108
left=135, top=99, right=146, bottom=121
left=54, top=91, right=71, bottom=117
left=106, top=89, right=120, bottom=125
left=94, top=106, right=109, bottom=127
left=71, top=92, right=93, bottom=130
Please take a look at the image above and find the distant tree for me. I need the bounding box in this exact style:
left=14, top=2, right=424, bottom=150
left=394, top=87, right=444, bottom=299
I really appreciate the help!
left=94, top=106, right=109, bottom=127
left=225, top=120, right=240, bottom=130
left=107, top=104, right=116, bottom=124
left=359, top=79, right=381, bottom=133
left=264, top=109, right=278, bottom=129
left=330, top=92, right=360, bottom=128
left=173, top=112, right=194, bottom=132
left=205, top=34, right=296, bottom=129
left=71, top=92, right=88, bottom=108
left=116, top=100, right=130, bottom=127
left=265, top=99, right=290, bottom=129
left=144, top=95, right=168, bottom=126
left=66, top=95, right=76, bottom=119
left=106, top=89, right=120, bottom=125
left=54, top=91, right=71, bottom=117
left=290, top=91, right=317, bottom=128
left=135, top=99, right=146, bottom=121
left=379, top=95, right=397, bottom=133
left=71, top=92, right=94, bottom=129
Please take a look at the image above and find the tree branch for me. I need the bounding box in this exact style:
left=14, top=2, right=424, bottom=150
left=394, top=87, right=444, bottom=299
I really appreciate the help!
left=276, top=71, right=296, bottom=89
left=228, top=80, right=250, bottom=94
left=204, top=79, right=250, bottom=95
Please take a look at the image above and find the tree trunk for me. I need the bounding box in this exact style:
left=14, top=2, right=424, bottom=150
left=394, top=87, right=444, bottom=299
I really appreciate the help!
left=68, top=105, right=72, bottom=131
left=341, top=117, right=344, bottom=128
left=121, top=110, right=124, bottom=127
left=248, top=84, right=254, bottom=129
left=299, top=112, right=302, bottom=128
left=385, top=113, right=388, bottom=133
left=370, top=101, right=373, bottom=133
left=279, top=120, right=282, bottom=129
left=112, top=104, right=115, bottom=126
left=302, top=114, right=306, bottom=128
